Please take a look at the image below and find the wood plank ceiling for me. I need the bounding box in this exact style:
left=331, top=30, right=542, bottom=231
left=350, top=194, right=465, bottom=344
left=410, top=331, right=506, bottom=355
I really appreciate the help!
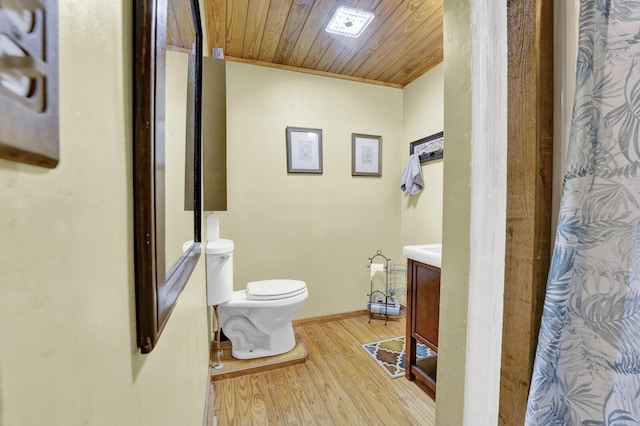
left=168, top=0, right=443, bottom=88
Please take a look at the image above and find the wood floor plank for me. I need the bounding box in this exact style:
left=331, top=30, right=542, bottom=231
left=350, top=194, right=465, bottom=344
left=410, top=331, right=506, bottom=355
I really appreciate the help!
left=295, top=325, right=368, bottom=424
left=211, top=314, right=435, bottom=425
left=350, top=318, right=436, bottom=424
left=281, top=365, right=334, bottom=425
left=309, top=321, right=414, bottom=424
left=248, top=375, right=268, bottom=424
left=264, top=368, right=305, bottom=425
left=234, top=376, right=253, bottom=421
left=214, top=379, right=237, bottom=425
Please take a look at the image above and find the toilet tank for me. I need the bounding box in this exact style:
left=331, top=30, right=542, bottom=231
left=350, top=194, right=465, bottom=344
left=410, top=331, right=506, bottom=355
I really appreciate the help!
left=205, top=239, right=234, bottom=306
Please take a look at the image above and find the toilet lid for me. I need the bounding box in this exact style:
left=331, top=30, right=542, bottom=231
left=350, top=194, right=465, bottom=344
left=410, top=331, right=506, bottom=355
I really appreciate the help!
left=246, top=279, right=307, bottom=301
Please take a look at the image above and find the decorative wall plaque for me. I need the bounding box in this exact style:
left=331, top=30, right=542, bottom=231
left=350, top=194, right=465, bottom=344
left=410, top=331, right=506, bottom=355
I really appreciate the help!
left=0, top=0, right=59, bottom=168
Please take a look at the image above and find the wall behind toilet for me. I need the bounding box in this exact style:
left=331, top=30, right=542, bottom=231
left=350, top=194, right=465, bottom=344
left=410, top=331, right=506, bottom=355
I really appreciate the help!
left=217, top=62, right=404, bottom=319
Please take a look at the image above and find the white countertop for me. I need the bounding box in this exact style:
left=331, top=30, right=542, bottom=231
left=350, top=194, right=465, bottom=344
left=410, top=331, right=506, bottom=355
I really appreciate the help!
left=403, top=244, right=442, bottom=268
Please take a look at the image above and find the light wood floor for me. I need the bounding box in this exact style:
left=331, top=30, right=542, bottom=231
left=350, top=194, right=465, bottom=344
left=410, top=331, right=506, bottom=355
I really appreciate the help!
left=211, top=314, right=436, bottom=425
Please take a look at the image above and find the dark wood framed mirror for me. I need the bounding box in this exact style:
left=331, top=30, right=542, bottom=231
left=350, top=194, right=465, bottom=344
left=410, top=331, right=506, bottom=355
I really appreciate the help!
left=133, top=0, right=203, bottom=353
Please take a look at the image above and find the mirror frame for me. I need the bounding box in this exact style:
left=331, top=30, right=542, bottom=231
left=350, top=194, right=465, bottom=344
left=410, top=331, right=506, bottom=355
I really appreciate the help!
left=133, top=0, right=203, bottom=353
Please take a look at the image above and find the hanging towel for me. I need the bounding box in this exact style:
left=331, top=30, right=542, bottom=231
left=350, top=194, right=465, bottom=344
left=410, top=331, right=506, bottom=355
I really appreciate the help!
left=400, top=154, right=424, bottom=195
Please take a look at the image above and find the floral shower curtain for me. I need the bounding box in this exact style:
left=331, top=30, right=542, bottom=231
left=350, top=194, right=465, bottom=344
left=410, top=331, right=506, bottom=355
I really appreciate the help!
left=526, top=0, right=640, bottom=424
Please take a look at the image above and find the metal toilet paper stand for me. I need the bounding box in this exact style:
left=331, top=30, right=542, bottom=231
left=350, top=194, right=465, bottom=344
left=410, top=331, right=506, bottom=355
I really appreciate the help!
left=366, top=250, right=405, bottom=325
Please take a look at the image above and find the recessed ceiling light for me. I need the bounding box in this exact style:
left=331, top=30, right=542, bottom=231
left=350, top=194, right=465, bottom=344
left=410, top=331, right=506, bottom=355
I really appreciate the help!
left=325, top=6, right=375, bottom=38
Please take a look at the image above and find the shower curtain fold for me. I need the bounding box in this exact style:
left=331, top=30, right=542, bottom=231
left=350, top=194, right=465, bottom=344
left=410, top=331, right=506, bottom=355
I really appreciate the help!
left=526, top=0, right=640, bottom=424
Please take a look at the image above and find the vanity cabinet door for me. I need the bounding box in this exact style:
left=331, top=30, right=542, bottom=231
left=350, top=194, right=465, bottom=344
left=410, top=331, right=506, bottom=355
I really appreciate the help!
left=412, top=262, right=440, bottom=350
left=406, top=259, right=440, bottom=399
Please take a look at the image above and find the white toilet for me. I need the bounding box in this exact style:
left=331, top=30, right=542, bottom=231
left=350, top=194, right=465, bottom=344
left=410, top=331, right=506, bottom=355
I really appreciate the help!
left=206, top=238, right=308, bottom=359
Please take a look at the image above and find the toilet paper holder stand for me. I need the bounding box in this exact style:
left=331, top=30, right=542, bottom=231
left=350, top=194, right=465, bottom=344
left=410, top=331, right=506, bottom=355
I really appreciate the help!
left=366, top=250, right=404, bottom=325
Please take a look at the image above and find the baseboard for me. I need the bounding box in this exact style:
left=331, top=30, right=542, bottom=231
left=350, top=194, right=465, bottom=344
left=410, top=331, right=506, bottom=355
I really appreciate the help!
left=292, top=310, right=369, bottom=328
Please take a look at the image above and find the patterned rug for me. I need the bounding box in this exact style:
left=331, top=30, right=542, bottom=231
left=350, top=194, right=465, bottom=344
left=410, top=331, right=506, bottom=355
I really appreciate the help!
left=362, top=336, right=435, bottom=379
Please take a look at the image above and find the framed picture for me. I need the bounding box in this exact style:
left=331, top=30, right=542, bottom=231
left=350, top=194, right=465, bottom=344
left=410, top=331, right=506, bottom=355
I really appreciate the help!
left=352, top=133, right=382, bottom=176
left=286, top=127, right=323, bottom=173
left=410, top=131, right=444, bottom=163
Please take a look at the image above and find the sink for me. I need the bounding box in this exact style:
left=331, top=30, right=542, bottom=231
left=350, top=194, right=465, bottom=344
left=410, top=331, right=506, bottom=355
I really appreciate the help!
left=403, top=244, right=442, bottom=268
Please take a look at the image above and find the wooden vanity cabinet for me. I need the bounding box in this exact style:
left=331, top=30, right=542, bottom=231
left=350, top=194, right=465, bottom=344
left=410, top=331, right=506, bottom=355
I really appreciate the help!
left=406, top=259, right=440, bottom=399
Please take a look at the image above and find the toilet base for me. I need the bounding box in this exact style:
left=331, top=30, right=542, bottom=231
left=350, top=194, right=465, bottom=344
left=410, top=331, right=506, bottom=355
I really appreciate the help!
left=231, top=338, right=296, bottom=359
left=217, top=285, right=308, bottom=360
left=225, top=320, right=297, bottom=360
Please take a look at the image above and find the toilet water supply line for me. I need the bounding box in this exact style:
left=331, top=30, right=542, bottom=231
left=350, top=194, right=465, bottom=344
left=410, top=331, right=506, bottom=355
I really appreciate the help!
left=213, top=306, right=224, bottom=369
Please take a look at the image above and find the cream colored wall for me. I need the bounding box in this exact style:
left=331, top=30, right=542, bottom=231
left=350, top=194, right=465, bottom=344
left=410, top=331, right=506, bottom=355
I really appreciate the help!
left=0, top=2, right=210, bottom=425
left=438, top=3, right=473, bottom=422
left=215, top=62, right=403, bottom=319
left=401, top=63, right=444, bottom=246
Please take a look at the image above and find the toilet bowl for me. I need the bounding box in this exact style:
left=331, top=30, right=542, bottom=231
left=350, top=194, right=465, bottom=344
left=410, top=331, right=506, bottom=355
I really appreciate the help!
left=206, top=238, right=308, bottom=359
left=217, top=279, right=308, bottom=359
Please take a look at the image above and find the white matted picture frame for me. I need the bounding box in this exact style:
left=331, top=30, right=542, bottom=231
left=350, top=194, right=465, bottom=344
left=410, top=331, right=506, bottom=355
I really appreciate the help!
left=286, top=126, right=323, bottom=174
left=352, top=133, right=382, bottom=176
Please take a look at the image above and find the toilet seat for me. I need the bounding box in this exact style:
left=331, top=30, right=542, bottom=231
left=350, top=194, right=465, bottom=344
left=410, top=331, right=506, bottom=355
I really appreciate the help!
left=246, top=279, right=307, bottom=301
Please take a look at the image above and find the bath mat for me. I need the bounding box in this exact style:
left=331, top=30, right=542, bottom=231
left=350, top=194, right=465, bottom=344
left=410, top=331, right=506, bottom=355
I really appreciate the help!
left=361, top=336, right=435, bottom=379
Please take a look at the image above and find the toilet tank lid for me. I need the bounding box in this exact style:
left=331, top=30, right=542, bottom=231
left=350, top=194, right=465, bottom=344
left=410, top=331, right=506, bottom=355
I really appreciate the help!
left=205, top=238, right=234, bottom=254
left=246, top=279, right=307, bottom=300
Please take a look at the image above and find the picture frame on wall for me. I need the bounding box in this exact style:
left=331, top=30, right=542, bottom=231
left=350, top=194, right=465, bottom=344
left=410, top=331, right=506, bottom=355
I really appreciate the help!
left=352, top=133, right=382, bottom=176
left=410, top=131, right=444, bottom=163
left=286, top=126, right=323, bottom=174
